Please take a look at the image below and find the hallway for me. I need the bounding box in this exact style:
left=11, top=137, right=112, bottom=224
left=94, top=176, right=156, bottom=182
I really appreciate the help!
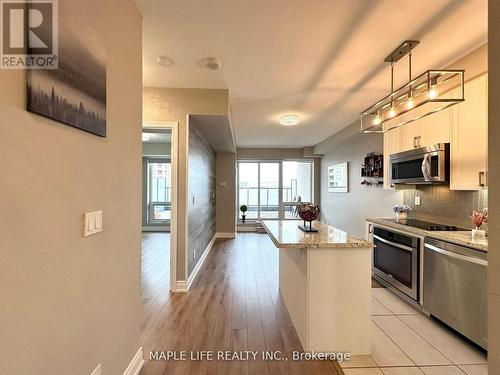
left=139, top=233, right=344, bottom=375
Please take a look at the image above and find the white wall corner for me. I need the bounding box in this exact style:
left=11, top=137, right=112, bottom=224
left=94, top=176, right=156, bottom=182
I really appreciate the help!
left=123, top=347, right=144, bottom=375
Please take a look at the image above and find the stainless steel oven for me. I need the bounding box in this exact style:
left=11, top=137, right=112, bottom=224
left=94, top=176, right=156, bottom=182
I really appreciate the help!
left=390, top=143, right=449, bottom=184
left=372, top=226, right=420, bottom=301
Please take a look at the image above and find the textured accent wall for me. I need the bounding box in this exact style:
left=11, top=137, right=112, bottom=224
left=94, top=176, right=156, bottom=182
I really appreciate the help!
left=188, top=122, right=216, bottom=276
left=403, top=186, right=488, bottom=230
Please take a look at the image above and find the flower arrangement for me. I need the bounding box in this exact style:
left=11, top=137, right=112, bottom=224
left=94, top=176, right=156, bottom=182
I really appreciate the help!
left=392, top=205, right=412, bottom=213
left=471, top=208, right=488, bottom=229
left=470, top=208, right=488, bottom=240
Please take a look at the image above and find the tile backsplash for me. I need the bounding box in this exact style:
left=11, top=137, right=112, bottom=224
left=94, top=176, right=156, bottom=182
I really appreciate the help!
left=403, top=185, right=488, bottom=230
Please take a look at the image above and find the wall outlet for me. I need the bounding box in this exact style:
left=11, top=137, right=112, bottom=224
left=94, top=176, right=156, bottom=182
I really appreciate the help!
left=90, top=364, right=102, bottom=375
left=192, top=196, right=196, bottom=205
left=415, top=196, right=421, bottom=206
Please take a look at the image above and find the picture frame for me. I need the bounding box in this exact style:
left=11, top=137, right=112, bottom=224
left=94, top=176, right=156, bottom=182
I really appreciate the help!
left=328, top=162, right=349, bottom=193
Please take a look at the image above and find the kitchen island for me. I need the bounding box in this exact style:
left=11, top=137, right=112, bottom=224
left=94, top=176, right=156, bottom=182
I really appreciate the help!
left=261, top=220, right=374, bottom=355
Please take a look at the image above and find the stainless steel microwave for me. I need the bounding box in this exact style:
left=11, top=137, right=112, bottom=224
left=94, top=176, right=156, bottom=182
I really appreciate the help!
left=390, top=143, right=449, bottom=185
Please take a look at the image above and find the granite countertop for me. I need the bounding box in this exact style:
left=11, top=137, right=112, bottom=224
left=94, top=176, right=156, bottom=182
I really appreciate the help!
left=261, top=220, right=374, bottom=249
left=366, top=217, right=488, bottom=252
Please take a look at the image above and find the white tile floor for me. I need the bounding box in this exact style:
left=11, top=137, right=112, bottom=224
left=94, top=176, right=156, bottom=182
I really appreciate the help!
left=341, top=287, right=487, bottom=375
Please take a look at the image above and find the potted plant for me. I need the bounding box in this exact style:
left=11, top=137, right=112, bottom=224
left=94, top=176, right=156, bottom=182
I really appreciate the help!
left=392, top=205, right=412, bottom=222
left=471, top=208, right=488, bottom=239
left=240, top=205, right=248, bottom=223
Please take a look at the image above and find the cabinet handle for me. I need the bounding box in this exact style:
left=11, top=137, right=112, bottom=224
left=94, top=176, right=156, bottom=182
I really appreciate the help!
left=479, top=171, right=485, bottom=187
left=368, top=224, right=373, bottom=233
left=413, top=137, right=418, bottom=148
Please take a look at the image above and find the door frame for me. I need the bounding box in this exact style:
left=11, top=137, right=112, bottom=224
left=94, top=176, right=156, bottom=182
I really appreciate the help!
left=143, top=121, right=178, bottom=291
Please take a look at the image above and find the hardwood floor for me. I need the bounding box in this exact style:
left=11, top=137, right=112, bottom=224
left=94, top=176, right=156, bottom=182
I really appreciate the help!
left=139, top=232, right=344, bottom=375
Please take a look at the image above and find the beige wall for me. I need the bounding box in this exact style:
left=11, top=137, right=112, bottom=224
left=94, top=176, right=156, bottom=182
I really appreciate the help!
left=488, top=1, right=499, bottom=372
left=315, top=121, right=403, bottom=238
left=143, top=88, right=229, bottom=281
left=0, top=0, right=143, bottom=374
left=216, top=152, right=237, bottom=234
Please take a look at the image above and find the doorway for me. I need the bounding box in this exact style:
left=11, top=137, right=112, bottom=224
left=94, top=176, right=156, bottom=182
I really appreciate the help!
left=141, top=123, right=178, bottom=292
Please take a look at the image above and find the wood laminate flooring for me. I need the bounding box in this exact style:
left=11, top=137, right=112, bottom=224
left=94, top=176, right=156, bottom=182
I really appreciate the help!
left=139, top=232, right=344, bottom=375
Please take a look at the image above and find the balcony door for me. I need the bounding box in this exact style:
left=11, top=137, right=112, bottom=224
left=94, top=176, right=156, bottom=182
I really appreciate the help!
left=238, top=160, right=314, bottom=221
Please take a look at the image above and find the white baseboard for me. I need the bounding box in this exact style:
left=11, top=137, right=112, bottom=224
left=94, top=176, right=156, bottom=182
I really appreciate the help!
left=237, top=226, right=257, bottom=232
left=123, top=347, right=144, bottom=375
left=186, top=233, right=217, bottom=289
left=90, top=364, right=101, bottom=375
left=216, top=232, right=236, bottom=239
left=174, top=280, right=189, bottom=293
left=172, top=232, right=234, bottom=293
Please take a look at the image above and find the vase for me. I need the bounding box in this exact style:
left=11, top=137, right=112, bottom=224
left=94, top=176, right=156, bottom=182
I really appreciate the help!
left=472, top=227, right=486, bottom=240
left=395, top=212, right=408, bottom=222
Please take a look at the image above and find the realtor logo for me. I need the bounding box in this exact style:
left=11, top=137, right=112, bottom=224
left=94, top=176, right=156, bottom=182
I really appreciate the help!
left=1, top=0, right=58, bottom=69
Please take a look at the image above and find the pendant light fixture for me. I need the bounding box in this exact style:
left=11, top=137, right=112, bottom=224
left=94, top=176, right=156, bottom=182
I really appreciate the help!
left=360, top=40, right=465, bottom=133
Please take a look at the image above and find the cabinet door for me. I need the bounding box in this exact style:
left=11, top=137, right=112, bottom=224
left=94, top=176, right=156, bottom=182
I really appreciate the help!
left=450, top=74, right=488, bottom=190
left=383, top=126, right=400, bottom=189
left=398, top=122, right=422, bottom=151
left=420, top=105, right=451, bottom=146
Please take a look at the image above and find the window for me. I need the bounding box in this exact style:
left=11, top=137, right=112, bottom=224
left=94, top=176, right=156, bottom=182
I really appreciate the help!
left=237, top=160, right=314, bottom=221
left=147, top=159, right=171, bottom=223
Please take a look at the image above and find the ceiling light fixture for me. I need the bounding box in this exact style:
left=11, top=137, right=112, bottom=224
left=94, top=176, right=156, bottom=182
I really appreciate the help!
left=204, top=57, right=222, bottom=70
left=279, top=114, right=300, bottom=126
left=360, top=40, right=464, bottom=133
left=157, top=56, right=173, bottom=68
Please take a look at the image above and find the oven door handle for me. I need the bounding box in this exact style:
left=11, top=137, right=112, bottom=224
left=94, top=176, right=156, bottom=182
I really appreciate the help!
left=373, top=234, right=415, bottom=252
left=425, top=243, right=488, bottom=266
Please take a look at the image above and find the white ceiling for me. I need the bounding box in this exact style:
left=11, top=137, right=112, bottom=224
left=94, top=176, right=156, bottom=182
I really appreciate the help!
left=137, top=0, right=487, bottom=147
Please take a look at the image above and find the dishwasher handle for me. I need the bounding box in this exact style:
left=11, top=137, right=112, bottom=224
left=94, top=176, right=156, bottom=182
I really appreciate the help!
left=425, top=243, right=488, bottom=266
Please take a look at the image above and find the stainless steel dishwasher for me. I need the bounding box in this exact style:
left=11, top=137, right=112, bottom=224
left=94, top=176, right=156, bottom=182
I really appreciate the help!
left=424, top=237, right=487, bottom=349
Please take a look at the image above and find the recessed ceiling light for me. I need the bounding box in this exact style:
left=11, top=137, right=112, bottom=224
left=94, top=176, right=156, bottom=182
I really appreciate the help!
left=142, top=134, right=151, bottom=142
left=204, top=57, right=222, bottom=70
left=157, top=56, right=173, bottom=68
left=279, top=114, right=300, bottom=126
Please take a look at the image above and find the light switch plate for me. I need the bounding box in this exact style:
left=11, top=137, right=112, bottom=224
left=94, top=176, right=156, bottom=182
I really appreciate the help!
left=84, top=211, right=103, bottom=237
left=415, top=196, right=421, bottom=206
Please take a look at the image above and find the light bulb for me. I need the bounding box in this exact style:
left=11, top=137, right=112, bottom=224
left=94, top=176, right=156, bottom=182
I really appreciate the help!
left=388, top=106, right=396, bottom=118
left=407, top=95, right=414, bottom=109
left=372, top=112, right=382, bottom=125
left=428, top=86, right=438, bottom=99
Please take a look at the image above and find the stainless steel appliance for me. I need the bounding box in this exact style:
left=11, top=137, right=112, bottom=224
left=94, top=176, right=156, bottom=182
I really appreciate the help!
left=424, top=238, right=487, bottom=349
left=372, top=226, right=420, bottom=301
left=390, top=143, right=449, bottom=184
left=380, top=218, right=466, bottom=232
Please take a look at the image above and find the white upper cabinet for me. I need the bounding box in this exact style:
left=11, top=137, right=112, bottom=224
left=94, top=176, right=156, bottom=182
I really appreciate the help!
left=450, top=74, right=488, bottom=190
left=382, top=74, right=487, bottom=191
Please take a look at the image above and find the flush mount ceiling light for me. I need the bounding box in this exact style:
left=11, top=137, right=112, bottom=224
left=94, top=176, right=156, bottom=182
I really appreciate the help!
left=279, top=114, right=301, bottom=126
left=204, top=57, right=222, bottom=70
left=360, top=40, right=464, bottom=133
left=157, top=56, right=173, bottom=68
